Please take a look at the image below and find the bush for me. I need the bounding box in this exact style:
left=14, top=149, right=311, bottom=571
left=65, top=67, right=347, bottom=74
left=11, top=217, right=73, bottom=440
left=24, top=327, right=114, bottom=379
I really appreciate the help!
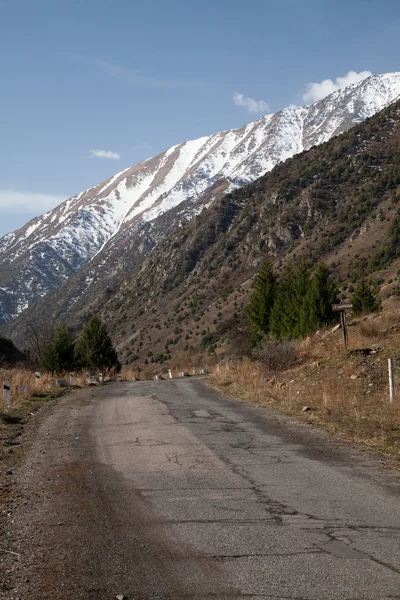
left=359, top=320, right=386, bottom=339
left=252, top=339, right=298, bottom=377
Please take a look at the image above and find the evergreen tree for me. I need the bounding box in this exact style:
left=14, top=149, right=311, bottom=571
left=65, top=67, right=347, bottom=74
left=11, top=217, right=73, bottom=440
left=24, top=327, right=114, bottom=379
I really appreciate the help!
left=291, top=264, right=312, bottom=338
left=247, top=257, right=277, bottom=340
left=269, top=267, right=293, bottom=339
left=41, top=326, right=75, bottom=373
left=76, top=316, right=120, bottom=372
left=300, top=263, right=339, bottom=335
left=270, top=264, right=311, bottom=339
left=352, top=280, right=381, bottom=316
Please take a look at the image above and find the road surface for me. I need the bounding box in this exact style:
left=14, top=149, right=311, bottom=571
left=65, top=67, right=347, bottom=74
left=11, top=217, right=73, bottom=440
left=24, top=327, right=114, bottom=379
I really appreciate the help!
left=5, top=378, right=400, bottom=599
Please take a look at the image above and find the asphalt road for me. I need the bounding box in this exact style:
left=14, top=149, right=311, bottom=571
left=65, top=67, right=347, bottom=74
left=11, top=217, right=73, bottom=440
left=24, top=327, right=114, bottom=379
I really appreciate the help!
left=7, top=378, right=400, bottom=599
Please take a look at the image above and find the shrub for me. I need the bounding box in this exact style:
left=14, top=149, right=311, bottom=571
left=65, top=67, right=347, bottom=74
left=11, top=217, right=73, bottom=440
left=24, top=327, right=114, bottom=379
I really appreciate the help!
left=252, top=339, right=298, bottom=378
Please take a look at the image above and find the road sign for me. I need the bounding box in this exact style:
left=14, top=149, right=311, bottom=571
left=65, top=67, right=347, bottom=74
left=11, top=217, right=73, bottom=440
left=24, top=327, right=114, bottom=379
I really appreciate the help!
left=331, top=304, right=352, bottom=349
left=332, top=303, right=353, bottom=312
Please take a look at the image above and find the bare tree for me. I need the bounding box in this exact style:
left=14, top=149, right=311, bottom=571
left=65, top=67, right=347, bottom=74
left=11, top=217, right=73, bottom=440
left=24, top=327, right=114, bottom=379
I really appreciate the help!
left=24, top=316, right=55, bottom=365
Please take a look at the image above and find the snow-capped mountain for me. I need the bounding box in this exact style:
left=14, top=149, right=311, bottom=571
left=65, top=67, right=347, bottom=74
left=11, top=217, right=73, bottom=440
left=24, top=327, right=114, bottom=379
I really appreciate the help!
left=1, top=72, right=400, bottom=325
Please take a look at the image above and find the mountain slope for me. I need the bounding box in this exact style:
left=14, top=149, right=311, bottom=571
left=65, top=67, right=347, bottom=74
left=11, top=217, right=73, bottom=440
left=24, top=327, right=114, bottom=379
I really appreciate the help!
left=1, top=72, right=400, bottom=325
left=4, top=98, right=400, bottom=366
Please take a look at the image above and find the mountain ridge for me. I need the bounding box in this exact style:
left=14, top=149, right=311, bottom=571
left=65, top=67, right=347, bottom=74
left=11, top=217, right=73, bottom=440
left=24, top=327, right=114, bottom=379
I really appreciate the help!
left=3, top=97, right=400, bottom=369
left=1, top=72, right=400, bottom=325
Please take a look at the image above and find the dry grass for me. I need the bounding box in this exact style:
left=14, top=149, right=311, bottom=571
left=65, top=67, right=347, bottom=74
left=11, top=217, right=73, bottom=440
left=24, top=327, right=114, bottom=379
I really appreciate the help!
left=0, top=367, right=121, bottom=412
left=0, top=368, right=54, bottom=410
left=213, top=359, right=276, bottom=405
left=211, top=312, right=400, bottom=462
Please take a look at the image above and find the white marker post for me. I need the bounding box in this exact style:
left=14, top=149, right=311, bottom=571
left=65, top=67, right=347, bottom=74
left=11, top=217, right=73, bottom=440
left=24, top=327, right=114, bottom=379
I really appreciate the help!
left=168, top=370, right=173, bottom=379
left=388, top=358, right=394, bottom=404
left=3, top=381, right=11, bottom=407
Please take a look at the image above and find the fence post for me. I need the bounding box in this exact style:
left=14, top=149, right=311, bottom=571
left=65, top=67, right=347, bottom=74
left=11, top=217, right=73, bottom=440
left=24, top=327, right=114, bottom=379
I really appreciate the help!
left=388, top=358, right=394, bottom=404
left=3, top=381, right=11, bottom=407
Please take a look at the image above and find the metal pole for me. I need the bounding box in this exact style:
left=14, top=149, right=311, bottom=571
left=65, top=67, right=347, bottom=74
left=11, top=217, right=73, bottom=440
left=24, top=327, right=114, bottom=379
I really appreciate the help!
left=388, top=358, right=394, bottom=404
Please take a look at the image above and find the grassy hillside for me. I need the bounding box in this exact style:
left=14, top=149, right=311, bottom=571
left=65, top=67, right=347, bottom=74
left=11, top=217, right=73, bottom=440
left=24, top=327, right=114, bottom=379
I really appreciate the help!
left=212, top=307, right=400, bottom=461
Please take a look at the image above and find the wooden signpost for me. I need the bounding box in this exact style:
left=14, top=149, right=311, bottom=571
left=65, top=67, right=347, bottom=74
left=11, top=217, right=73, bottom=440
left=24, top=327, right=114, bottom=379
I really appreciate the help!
left=332, top=303, right=353, bottom=349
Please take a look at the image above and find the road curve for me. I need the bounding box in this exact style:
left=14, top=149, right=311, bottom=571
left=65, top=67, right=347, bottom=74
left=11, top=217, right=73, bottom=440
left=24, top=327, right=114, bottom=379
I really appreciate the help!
left=7, top=378, right=400, bottom=599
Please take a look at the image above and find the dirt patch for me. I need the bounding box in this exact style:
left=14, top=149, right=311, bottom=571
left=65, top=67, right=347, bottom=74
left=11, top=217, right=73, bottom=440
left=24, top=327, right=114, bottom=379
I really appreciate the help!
left=0, top=386, right=97, bottom=599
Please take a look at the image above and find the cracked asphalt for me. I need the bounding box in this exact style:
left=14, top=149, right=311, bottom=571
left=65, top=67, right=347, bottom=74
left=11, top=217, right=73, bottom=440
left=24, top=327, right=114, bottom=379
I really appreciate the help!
left=4, top=378, right=400, bottom=599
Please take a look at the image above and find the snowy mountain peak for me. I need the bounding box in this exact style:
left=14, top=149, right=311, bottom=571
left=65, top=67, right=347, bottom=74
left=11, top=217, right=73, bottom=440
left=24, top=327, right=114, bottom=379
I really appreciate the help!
left=1, top=72, right=400, bottom=324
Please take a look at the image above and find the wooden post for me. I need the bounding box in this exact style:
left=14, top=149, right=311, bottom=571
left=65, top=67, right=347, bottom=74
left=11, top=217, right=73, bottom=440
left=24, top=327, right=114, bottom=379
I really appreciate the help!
left=332, top=303, right=353, bottom=350
left=388, top=358, right=394, bottom=404
left=341, top=310, right=348, bottom=350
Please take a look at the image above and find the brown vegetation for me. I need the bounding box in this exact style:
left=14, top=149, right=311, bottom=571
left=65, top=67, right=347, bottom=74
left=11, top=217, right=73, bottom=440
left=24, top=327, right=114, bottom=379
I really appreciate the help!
left=212, top=308, right=400, bottom=461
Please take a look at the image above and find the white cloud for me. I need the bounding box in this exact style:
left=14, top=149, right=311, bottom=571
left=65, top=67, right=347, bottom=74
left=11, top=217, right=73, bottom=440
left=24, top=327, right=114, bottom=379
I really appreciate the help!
left=233, top=92, right=269, bottom=114
left=303, top=70, right=372, bottom=103
left=89, top=149, right=121, bottom=160
left=0, top=190, right=65, bottom=213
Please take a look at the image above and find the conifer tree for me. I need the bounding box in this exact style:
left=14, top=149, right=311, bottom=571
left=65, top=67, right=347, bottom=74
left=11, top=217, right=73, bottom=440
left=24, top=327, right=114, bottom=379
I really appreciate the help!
left=270, top=264, right=310, bottom=339
left=351, top=279, right=381, bottom=316
left=300, top=263, right=339, bottom=335
left=41, top=326, right=75, bottom=373
left=291, top=264, right=312, bottom=338
left=76, top=316, right=120, bottom=372
left=247, top=257, right=277, bottom=340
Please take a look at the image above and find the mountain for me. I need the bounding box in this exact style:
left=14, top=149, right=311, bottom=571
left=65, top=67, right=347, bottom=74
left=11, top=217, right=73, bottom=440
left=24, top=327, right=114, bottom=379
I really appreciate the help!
left=1, top=72, right=400, bottom=327
left=3, top=96, right=400, bottom=368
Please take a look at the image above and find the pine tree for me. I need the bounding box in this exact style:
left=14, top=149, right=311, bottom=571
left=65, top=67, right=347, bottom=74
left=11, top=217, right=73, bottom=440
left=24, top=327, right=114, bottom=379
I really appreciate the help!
left=41, top=326, right=75, bottom=373
left=300, top=263, right=339, bottom=335
left=270, top=264, right=311, bottom=339
left=291, top=264, right=312, bottom=338
left=247, top=258, right=277, bottom=340
left=269, top=267, right=293, bottom=339
left=352, top=280, right=381, bottom=316
left=76, top=316, right=120, bottom=372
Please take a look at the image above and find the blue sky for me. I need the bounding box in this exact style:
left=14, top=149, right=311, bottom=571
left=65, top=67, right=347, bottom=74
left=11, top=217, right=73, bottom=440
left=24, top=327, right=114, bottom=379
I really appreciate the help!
left=0, top=0, right=399, bottom=237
